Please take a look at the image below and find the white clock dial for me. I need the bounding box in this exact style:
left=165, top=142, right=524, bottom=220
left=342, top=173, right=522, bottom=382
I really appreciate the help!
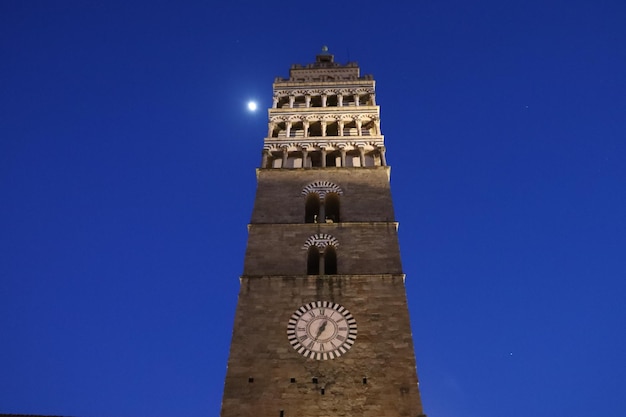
left=287, top=301, right=357, bottom=360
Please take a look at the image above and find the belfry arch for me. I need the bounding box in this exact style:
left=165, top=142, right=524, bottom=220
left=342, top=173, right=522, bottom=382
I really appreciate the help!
left=324, top=192, right=340, bottom=223
left=303, top=234, right=339, bottom=275
left=301, top=182, right=343, bottom=223
left=305, top=193, right=320, bottom=223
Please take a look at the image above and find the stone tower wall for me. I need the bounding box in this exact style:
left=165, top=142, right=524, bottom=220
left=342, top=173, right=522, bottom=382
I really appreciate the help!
left=250, top=167, right=396, bottom=224
left=221, top=275, right=424, bottom=417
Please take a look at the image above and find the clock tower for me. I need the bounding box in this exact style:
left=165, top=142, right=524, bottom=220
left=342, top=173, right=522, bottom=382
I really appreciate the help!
left=220, top=48, right=426, bottom=417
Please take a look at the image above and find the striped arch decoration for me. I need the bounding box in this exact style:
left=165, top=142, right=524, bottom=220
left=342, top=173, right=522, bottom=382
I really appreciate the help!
left=302, top=234, right=339, bottom=250
left=301, top=181, right=343, bottom=199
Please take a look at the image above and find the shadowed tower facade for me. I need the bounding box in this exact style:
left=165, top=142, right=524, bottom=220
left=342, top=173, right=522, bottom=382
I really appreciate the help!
left=220, top=48, right=426, bottom=417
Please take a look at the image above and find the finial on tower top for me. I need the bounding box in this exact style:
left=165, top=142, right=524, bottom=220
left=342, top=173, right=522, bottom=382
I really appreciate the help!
left=316, top=46, right=334, bottom=64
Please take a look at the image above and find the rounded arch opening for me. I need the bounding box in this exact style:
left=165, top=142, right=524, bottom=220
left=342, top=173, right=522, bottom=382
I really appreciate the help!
left=325, top=193, right=340, bottom=223
left=325, top=151, right=340, bottom=167
left=305, top=193, right=320, bottom=223
left=324, top=246, right=337, bottom=275
left=307, top=246, right=320, bottom=275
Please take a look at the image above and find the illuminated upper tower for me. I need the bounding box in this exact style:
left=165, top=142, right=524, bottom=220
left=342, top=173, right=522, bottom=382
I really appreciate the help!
left=262, top=46, right=385, bottom=170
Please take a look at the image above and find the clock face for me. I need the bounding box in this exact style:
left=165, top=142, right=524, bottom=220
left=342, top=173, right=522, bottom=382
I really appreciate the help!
left=287, top=301, right=357, bottom=360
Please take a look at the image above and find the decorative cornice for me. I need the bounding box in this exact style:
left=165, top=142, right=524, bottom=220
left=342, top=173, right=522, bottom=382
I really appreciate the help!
left=273, top=87, right=375, bottom=97
left=269, top=112, right=379, bottom=123
left=262, top=140, right=385, bottom=152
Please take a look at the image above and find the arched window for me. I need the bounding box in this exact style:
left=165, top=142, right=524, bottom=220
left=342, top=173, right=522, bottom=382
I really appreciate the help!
left=309, top=122, right=322, bottom=137
left=310, top=96, right=322, bottom=107
left=302, top=183, right=343, bottom=223
left=325, top=193, right=340, bottom=223
left=326, top=122, right=339, bottom=137
left=293, top=96, right=306, bottom=108
left=307, top=247, right=320, bottom=275
left=272, top=122, right=287, bottom=138
left=326, top=151, right=340, bottom=167
left=290, top=121, right=304, bottom=137
left=305, top=193, right=320, bottom=223
left=306, top=246, right=337, bottom=275
left=303, top=234, right=339, bottom=276
left=310, top=151, right=323, bottom=167
left=324, top=246, right=337, bottom=275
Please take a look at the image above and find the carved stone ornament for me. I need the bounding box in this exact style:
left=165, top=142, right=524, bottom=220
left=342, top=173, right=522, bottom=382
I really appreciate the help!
left=270, top=113, right=377, bottom=123
left=302, top=233, right=339, bottom=250
left=301, top=181, right=344, bottom=198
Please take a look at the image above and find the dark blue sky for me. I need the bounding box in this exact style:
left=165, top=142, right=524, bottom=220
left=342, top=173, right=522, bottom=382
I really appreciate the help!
left=2, top=1, right=625, bottom=416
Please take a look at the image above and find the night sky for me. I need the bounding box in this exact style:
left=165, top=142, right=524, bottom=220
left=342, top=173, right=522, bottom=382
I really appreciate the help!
left=2, top=1, right=625, bottom=417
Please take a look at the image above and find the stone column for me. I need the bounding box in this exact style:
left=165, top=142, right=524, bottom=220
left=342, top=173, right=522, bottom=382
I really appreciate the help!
left=354, top=93, right=360, bottom=106
left=379, top=145, right=387, bottom=166
left=320, top=148, right=327, bottom=167
left=338, top=120, right=345, bottom=136
left=302, top=148, right=309, bottom=168
left=358, top=145, right=366, bottom=167
left=272, top=96, right=279, bottom=108
left=267, top=122, right=275, bottom=138
left=286, top=121, right=292, bottom=138
left=338, top=94, right=343, bottom=106
left=303, top=120, right=310, bottom=138
left=305, top=95, right=311, bottom=108
left=289, top=95, right=295, bottom=108
left=321, top=121, right=327, bottom=137
left=339, top=146, right=347, bottom=167
left=374, top=118, right=381, bottom=135
left=261, top=149, right=269, bottom=168
left=282, top=147, right=289, bottom=168
left=321, top=94, right=327, bottom=107
left=356, top=119, right=363, bottom=136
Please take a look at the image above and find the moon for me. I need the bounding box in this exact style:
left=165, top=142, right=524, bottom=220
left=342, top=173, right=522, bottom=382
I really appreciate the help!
left=247, top=101, right=258, bottom=111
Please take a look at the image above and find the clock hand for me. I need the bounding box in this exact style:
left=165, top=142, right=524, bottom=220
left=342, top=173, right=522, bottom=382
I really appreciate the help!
left=315, top=320, right=328, bottom=340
